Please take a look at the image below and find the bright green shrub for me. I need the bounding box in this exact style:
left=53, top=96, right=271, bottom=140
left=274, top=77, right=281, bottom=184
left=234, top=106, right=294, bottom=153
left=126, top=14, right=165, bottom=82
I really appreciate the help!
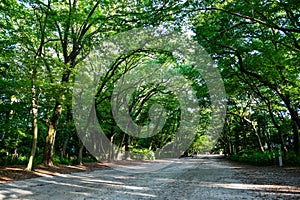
left=130, top=148, right=155, bottom=160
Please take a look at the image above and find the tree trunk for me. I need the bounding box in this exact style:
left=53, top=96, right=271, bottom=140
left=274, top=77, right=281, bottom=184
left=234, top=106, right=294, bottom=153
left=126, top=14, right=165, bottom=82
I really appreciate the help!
left=124, top=135, right=130, bottom=160
left=229, top=138, right=233, bottom=155
left=78, top=142, right=84, bottom=165
left=243, top=117, right=264, bottom=153
left=61, top=137, right=69, bottom=159
left=116, top=134, right=125, bottom=160
left=255, top=132, right=264, bottom=153
left=253, top=126, right=264, bottom=153
left=109, top=133, right=115, bottom=162
left=263, top=129, right=272, bottom=152
left=26, top=69, right=38, bottom=171
left=292, top=122, right=300, bottom=155
left=43, top=102, right=62, bottom=166
left=61, top=106, right=71, bottom=159
left=234, top=130, right=239, bottom=154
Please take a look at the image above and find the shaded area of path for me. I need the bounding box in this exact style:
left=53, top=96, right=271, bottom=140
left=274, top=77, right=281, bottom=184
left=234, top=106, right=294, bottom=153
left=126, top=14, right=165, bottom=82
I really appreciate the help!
left=0, top=163, right=108, bottom=184
left=0, top=158, right=299, bottom=199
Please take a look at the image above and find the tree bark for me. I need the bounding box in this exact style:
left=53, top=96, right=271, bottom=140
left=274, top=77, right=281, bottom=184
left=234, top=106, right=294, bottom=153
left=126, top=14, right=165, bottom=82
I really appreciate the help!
left=292, top=122, right=300, bottom=155
left=26, top=69, right=38, bottom=171
left=78, top=142, right=84, bottom=165
left=116, top=134, right=125, bottom=160
left=234, top=129, right=239, bottom=154
left=124, top=135, right=130, bottom=160
left=43, top=102, right=62, bottom=166
left=61, top=137, right=69, bottom=159
left=109, top=133, right=115, bottom=162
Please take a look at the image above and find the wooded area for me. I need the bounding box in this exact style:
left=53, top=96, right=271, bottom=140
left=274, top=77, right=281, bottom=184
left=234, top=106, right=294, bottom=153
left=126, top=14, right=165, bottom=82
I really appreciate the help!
left=0, top=0, right=299, bottom=171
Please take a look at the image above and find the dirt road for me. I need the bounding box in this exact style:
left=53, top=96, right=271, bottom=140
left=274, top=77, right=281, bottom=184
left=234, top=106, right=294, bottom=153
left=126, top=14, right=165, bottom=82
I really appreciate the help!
left=0, top=157, right=299, bottom=199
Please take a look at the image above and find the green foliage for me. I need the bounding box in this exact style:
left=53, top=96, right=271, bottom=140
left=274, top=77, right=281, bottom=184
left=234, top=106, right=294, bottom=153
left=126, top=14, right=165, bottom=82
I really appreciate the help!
left=193, top=0, right=300, bottom=159
left=0, top=155, right=28, bottom=166
left=283, top=151, right=300, bottom=166
left=52, top=154, right=97, bottom=165
left=189, top=134, right=214, bottom=154
left=81, top=157, right=97, bottom=163
left=53, top=155, right=78, bottom=165
left=130, top=148, right=155, bottom=160
left=229, top=150, right=300, bottom=166
left=1, top=0, right=299, bottom=169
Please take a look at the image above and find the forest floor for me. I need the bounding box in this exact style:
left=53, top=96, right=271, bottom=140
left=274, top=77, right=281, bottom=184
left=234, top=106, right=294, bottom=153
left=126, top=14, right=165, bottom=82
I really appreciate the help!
left=0, top=157, right=299, bottom=199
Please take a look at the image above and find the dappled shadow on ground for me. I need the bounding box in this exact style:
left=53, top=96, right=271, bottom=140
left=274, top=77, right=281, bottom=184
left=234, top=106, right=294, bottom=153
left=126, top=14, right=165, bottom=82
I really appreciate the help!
left=0, top=162, right=108, bottom=184
left=206, top=182, right=300, bottom=199
left=0, top=158, right=299, bottom=199
left=0, top=170, right=159, bottom=199
left=229, top=162, right=300, bottom=199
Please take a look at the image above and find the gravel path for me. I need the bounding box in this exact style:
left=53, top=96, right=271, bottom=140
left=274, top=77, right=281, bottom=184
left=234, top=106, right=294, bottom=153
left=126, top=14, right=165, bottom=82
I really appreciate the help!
left=0, top=158, right=299, bottom=199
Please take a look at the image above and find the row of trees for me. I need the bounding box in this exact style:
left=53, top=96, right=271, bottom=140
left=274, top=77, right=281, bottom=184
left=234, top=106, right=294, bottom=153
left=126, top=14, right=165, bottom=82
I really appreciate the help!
left=0, top=0, right=299, bottom=170
left=193, top=0, right=300, bottom=157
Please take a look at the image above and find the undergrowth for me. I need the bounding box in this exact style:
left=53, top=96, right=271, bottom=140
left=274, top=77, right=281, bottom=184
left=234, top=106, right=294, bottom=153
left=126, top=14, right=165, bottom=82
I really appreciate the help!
left=228, top=150, right=300, bottom=167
